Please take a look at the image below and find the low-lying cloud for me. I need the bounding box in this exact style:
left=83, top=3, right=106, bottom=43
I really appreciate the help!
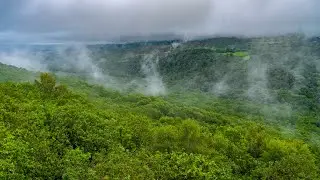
left=0, top=45, right=168, bottom=96
left=0, top=50, right=47, bottom=71
left=0, top=0, right=319, bottom=43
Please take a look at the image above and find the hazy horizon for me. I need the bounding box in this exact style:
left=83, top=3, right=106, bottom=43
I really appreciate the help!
left=0, top=0, right=320, bottom=44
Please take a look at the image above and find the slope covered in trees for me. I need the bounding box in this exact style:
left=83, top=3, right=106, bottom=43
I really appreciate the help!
left=1, top=70, right=320, bottom=179
left=1, top=35, right=320, bottom=179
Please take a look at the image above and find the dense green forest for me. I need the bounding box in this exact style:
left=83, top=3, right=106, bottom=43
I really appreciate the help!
left=1, top=36, right=320, bottom=179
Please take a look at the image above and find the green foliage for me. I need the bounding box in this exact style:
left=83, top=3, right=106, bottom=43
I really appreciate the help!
left=62, top=148, right=92, bottom=180
left=254, top=139, right=318, bottom=179
left=0, top=70, right=320, bottom=179
left=0, top=63, right=36, bottom=82
left=267, top=67, right=295, bottom=90
left=35, top=73, right=69, bottom=99
left=148, top=151, right=233, bottom=179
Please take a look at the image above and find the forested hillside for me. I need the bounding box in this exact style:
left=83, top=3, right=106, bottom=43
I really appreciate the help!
left=0, top=70, right=320, bottom=179
left=1, top=35, right=320, bottom=179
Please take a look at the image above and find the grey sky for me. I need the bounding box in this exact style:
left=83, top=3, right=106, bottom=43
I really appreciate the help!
left=0, top=0, right=319, bottom=43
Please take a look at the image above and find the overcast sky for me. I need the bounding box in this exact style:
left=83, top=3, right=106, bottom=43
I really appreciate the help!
left=0, top=0, right=319, bottom=43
